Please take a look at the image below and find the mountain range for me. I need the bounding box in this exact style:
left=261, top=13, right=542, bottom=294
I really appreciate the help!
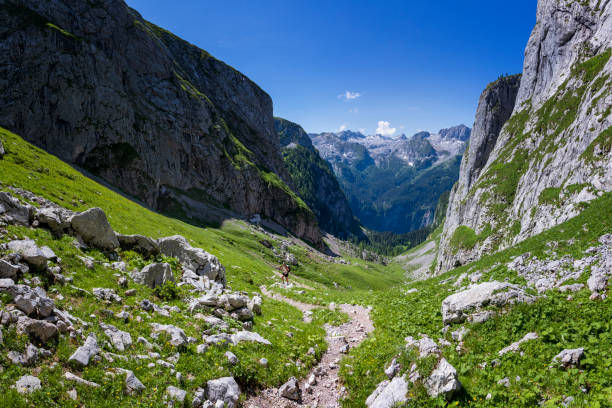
left=310, top=125, right=471, bottom=233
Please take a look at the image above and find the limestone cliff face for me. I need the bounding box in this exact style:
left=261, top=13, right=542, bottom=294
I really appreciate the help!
left=0, top=0, right=321, bottom=244
left=275, top=118, right=363, bottom=239
left=437, top=0, right=612, bottom=273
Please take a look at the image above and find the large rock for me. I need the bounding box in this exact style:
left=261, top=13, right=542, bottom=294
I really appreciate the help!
left=366, top=375, right=409, bottom=408
left=131, top=262, right=174, bottom=288
left=70, top=208, right=119, bottom=251
left=207, top=377, right=240, bottom=408
left=424, top=358, right=462, bottom=399
left=158, top=236, right=225, bottom=285
left=121, top=369, right=145, bottom=394
left=69, top=333, right=100, bottom=366
left=279, top=377, right=300, bottom=401
left=6, top=239, right=56, bottom=269
left=0, top=192, right=33, bottom=225
left=441, top=281, right=535, bottom=324
left=116, top=234, right=160, bottom=257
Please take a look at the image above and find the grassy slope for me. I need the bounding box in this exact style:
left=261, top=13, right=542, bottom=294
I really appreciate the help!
left=0, top=127, right=403, bottom=407
left=1, top=126, right=610, bottom=408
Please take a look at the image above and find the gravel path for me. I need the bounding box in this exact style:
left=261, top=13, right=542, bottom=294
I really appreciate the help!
left=245, top=290, right=374, bottom=408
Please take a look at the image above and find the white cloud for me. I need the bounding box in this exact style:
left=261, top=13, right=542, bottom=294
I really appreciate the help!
left=376, top=121, right=396, bottom=136
left=359, top=128, right=366, bottom=134
left=349, top=108, right=359, bottom=114
left=339, top=124, right=348, bottom=131
left=338, top=90, right=361, bottom=101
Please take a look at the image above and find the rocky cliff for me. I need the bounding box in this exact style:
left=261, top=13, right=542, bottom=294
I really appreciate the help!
left=275, top=118, right=363, bottom=239
left=436, top=0, right=612, bottom=273
left=0, top=0, right=321, bottom=244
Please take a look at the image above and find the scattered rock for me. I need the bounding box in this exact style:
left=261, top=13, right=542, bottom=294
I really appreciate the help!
left=158, top=235, right=226, bottom=284
left=116, top=234, right=160, bottom=257
left=122, top=369, right=145, bottom=394
left=424, top=358, right=462, bottom=399
left=6, top=239, right=55, bottom=269
left=64, top=372, right=100, bottom=387
left=70, top=208, right=119, bottom=251
left=69, top=333, right=100, bottom=366
left=366, top=375, right=408, bottom=408
left=225, top=351, right=238, bottom=365
left=0, top=259, right=20, bottom=279
left=259, top=358, right=268, bottom=367
left=14, top=375, right=41, bottom=394
left=150, top=323, right=187, bottom=347
left=279, top=377, right=301, bottom=401
left=498, top=332, right=538, bottom=356
left=0, top=192, right=33, bottom=226
left=18, top=317, right=58, bottom=343
left=131, top=262, right=174, bottom=288
left=231, top=330, right=271, bottom=345
left=93, top=288, right=122, bottom=303
left=100, top=322, right=132, bottom=352
left=384, top=358, right=400, bottom=379
left=166, top=386, right=186, bottom=406
left=552, top=348, right=585, bottom=368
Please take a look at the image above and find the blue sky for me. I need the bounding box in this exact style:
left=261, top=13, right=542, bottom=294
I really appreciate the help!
left=126, top=0, right=536, bottom=136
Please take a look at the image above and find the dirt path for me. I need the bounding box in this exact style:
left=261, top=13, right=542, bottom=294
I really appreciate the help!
left=246, top=289, right=374, bottom=408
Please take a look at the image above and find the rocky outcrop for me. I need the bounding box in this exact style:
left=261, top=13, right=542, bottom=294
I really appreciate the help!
left=0, top=0, right=321, bottom=245
left=275, top=118, right=363, bottom=239
left=437, top=0, right=612, bottom=273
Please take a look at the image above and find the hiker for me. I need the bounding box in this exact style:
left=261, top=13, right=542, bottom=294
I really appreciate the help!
left=280, top=263, right=290, bottom=285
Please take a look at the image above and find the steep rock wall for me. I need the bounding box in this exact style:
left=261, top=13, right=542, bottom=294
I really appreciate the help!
left=0, top=0, right=321, bottom=244
left=437, top=0, right=612, bottom=273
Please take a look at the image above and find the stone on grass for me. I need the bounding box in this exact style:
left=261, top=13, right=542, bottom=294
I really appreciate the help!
left=100, top=322, right=132, bottom=352
left=365, top=375, right=408, bottom=408
left=6, top=239, right=55, bottom=269
left=64, top=372, right=100, bottom=387
left=70, top=208, right=119, bottom=251
left=498, top=332, right=538, bottom=356
left=552, top=348, right=585, bottom=368
left=69, top=333, right=100, bottom=366
left=116, top=234, right=160, bottom=257
left=225, top=351, right=238, bottom=365
left=158, top=235, right=225, bottom=284
left=441, top=281, right=535, bottom=324
left=206, top=377, right=240, bottom=408
left=131, top=262, right=174, bottom=288
left=0, top=192, right=33, bottom=226
left=231, top=330, right=271, bottom=345
left=150, top=323, right=187, bottom=347
left=424, top=358, right=462, bottom=399
left=14, top=375, right=41, bottom=394
left=19, top=317, right=58, bottom=343
left=93, top=287, right=122, bottom=303
left=248, top=295, right=263, bottom=315
left=384, top=358, right=400, bottom=379
left=122, top=369, right=146, bottom=394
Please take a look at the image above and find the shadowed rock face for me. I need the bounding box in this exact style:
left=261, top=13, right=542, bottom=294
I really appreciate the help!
left=437, top=0, right=612, bottom=274
left=0, top=0, right=320, bottom=245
